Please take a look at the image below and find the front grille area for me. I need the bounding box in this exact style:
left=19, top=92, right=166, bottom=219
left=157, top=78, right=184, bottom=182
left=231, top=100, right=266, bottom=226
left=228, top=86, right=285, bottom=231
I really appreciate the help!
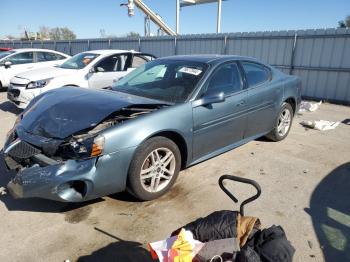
left=7, top=141, right=40, bottom=159
left=8, top=88, right=20, bottom=98
left=10, top=82, right=27, bottom=88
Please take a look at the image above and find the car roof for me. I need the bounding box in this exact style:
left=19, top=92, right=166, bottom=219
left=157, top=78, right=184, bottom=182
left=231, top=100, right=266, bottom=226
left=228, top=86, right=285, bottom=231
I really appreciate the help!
left=12, top=48, right=66, bottom=53
left=158, top=54, right=261, bottom=65
left=81, top=49, right=140, bottom=55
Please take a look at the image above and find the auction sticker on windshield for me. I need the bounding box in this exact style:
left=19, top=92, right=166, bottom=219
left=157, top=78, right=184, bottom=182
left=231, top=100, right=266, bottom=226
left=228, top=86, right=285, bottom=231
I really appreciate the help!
left=178, top=67, right=202, bottom=76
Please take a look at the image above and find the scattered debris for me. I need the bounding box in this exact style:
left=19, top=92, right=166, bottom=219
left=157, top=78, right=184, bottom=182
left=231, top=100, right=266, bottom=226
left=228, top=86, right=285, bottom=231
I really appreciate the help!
left=116, top=212, right=133, bottom=216
left=310, top=254, right=316, bottom=258
left=303, top=169, right=309, bottom=174
left=299, top=101, right=322, bottom=112
left=342, top=118, right=350, bottom=125
left=259, top=168, right=266, bottom=175
left=308, top=240, right=313, bottom=249
left=300, top=120, right=340, bottom=131
left=0, top=187, right=7, bottom=196
left=250, top=152, right=255, bottom=156
left=275, top=211, right=285, bottom=217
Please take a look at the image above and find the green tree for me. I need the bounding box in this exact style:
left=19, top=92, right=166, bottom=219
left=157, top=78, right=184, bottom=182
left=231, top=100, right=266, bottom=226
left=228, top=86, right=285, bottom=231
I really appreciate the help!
left=39, top=26, right=50, bottom=39
left=60, top=27, right=76, bottom=40
left=338, top=15, right=350, bottom=28
left=49, top=27, right=76, bottom=40
left=126, top=31, right=140, bottom=37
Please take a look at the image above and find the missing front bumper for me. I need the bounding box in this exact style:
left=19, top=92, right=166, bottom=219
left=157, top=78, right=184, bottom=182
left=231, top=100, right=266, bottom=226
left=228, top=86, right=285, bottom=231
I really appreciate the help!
left=5, top=157, right=97, bottom=202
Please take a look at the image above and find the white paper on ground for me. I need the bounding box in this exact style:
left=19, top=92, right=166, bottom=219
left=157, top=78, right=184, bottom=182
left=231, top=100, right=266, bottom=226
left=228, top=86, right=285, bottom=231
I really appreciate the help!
left=301, top=120, right=340, bottom=131
left=299, top=101, right=322, bottom=112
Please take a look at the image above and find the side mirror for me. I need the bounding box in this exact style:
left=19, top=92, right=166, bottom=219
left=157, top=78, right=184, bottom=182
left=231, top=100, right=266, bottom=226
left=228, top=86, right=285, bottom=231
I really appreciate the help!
left=193, top=91, right=225, bottom=107
left=4, top=61, right=12, bottom=68
left=95, top=67, right=105, bottom=73
left=88, top=67, right=96, bottom=74
left=113, top=77, right=123, bottom=83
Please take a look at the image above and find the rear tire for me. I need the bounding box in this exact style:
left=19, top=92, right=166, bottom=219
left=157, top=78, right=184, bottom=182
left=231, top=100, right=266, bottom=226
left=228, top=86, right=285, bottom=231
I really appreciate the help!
left=266, top=102, right=293, bottom=142
left=127, top=136, right=181, bottom=201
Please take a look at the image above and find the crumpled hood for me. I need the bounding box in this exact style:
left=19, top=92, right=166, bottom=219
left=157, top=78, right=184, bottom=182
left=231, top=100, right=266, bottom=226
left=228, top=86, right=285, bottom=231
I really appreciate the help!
left=14, top=66, right=77, bottom=82
left=19, top=87, right=164, bottom=139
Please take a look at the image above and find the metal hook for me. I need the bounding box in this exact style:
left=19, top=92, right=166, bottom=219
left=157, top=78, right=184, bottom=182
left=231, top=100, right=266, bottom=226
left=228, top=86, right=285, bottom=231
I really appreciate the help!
left=218, top=174, right=261, bottom=216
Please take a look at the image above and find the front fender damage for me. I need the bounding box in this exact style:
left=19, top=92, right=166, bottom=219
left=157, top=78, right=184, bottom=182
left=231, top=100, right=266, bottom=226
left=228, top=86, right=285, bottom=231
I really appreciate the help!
left=7, top=158, right=97, bottom=202
left=4, top=104, right=165, bottom=202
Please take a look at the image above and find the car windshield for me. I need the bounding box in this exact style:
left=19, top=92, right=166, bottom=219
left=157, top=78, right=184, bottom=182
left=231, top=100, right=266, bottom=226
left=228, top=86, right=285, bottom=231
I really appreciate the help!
left=112, top=59, right=208, bottom=103
left=0, top=51, right=15, bottom=60
left=59, top=53, right=99, bottom=69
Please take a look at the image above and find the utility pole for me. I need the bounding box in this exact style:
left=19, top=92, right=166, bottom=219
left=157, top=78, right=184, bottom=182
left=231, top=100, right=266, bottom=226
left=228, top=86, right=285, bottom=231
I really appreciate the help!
left=176, top=0, right=180, bottom=34
left=217, top=0, right=222, bottom=33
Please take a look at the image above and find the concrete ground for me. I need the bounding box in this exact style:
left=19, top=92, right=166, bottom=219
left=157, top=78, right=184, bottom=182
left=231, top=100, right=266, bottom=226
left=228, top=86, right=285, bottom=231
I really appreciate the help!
left=0, top=91, right=349, bottom=262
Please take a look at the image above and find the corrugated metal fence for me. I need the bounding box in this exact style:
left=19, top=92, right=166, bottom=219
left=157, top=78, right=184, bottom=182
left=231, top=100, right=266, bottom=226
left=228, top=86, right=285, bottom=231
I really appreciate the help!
left=1, top=28, right=350, bottom=104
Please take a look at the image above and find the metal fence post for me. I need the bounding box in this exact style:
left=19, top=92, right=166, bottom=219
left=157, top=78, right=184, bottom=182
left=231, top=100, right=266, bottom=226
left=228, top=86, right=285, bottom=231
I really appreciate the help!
left=87, top=39, right=90, bottom=51
left=108, top=39, right=111, bottom=49
left=69, top=41, right=72, bottom=55
left=54, top=41, right=57, bottom=51
left=174, top=37, right=177, bottom=55
left=289, top=33, right=298, bottom=75
left=223, top=35, right=227, bottom=54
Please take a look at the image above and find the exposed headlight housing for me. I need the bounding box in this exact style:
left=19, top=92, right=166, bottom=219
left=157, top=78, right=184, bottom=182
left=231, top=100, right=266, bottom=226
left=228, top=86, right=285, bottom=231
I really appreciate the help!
left=64, top=135, right=105, bottom=160
left=90, top=135, right=105, bottom=157
left=26, top=78, right=53, bottom=89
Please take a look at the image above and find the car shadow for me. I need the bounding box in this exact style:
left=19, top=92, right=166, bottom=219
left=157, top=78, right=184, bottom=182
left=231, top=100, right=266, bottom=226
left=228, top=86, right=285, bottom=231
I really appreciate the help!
left=305, top=162, right=350, bottom=261
left=77, top=227, right=154, bottom=262
left=0, top=101, right=23, bottom=115
left=108, top=191, right=142, bottom=203
left=0, top=151, right=103, bottom=213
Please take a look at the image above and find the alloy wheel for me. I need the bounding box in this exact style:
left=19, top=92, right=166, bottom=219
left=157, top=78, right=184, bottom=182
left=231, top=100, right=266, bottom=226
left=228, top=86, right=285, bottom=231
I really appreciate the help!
left=140, top=147, right=176, bottom=193
left=277, top=108, right=291, bottom=137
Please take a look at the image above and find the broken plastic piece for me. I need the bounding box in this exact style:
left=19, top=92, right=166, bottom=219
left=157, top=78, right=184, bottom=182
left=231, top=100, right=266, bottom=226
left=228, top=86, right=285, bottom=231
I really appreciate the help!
left=300, top=120, right=340, bottom=131
left=0, top=187, right=7, bottom=196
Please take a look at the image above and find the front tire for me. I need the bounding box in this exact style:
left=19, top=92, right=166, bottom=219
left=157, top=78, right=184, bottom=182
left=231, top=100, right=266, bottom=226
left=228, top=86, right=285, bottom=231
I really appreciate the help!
left=266, top=102, right=293, bottom=142
left=127, top=136, right=181, bottom=201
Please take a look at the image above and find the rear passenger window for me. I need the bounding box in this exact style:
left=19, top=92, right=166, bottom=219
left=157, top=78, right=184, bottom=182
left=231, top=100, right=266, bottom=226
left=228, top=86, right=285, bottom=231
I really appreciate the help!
left=36, top=52, right=65, bottom=62
left=242, top=62, right=270, bottom=87
left=132, top=55, right=148, bottom=68
left=205, top=63, right=242, bottom=95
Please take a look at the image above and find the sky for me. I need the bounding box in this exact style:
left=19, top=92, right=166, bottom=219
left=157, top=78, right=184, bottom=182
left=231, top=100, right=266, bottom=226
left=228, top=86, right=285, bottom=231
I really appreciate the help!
left=0, top=0, right=349, bottom=39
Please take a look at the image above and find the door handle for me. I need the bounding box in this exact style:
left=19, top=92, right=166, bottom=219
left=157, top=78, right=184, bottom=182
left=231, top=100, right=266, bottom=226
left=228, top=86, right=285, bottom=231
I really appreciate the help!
left=236, top=100, right=246, bottom=106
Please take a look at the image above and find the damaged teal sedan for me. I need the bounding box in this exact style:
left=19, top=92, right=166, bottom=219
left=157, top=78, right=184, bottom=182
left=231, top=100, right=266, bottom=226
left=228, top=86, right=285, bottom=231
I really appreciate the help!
left=3, top=55, right=301, bottom=202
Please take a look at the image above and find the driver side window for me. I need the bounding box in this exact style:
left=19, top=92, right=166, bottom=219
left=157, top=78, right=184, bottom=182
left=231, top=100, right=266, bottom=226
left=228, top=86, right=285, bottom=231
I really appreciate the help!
left=205, top=62, right=242, bottom=95
left=94, top=55, right=128, bottom=72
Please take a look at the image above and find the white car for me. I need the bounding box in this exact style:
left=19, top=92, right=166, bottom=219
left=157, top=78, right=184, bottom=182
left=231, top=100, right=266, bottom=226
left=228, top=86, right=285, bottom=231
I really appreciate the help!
left=0, top=48, right=70, bottom=89
left=8, top=49, right=156, bottom=108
